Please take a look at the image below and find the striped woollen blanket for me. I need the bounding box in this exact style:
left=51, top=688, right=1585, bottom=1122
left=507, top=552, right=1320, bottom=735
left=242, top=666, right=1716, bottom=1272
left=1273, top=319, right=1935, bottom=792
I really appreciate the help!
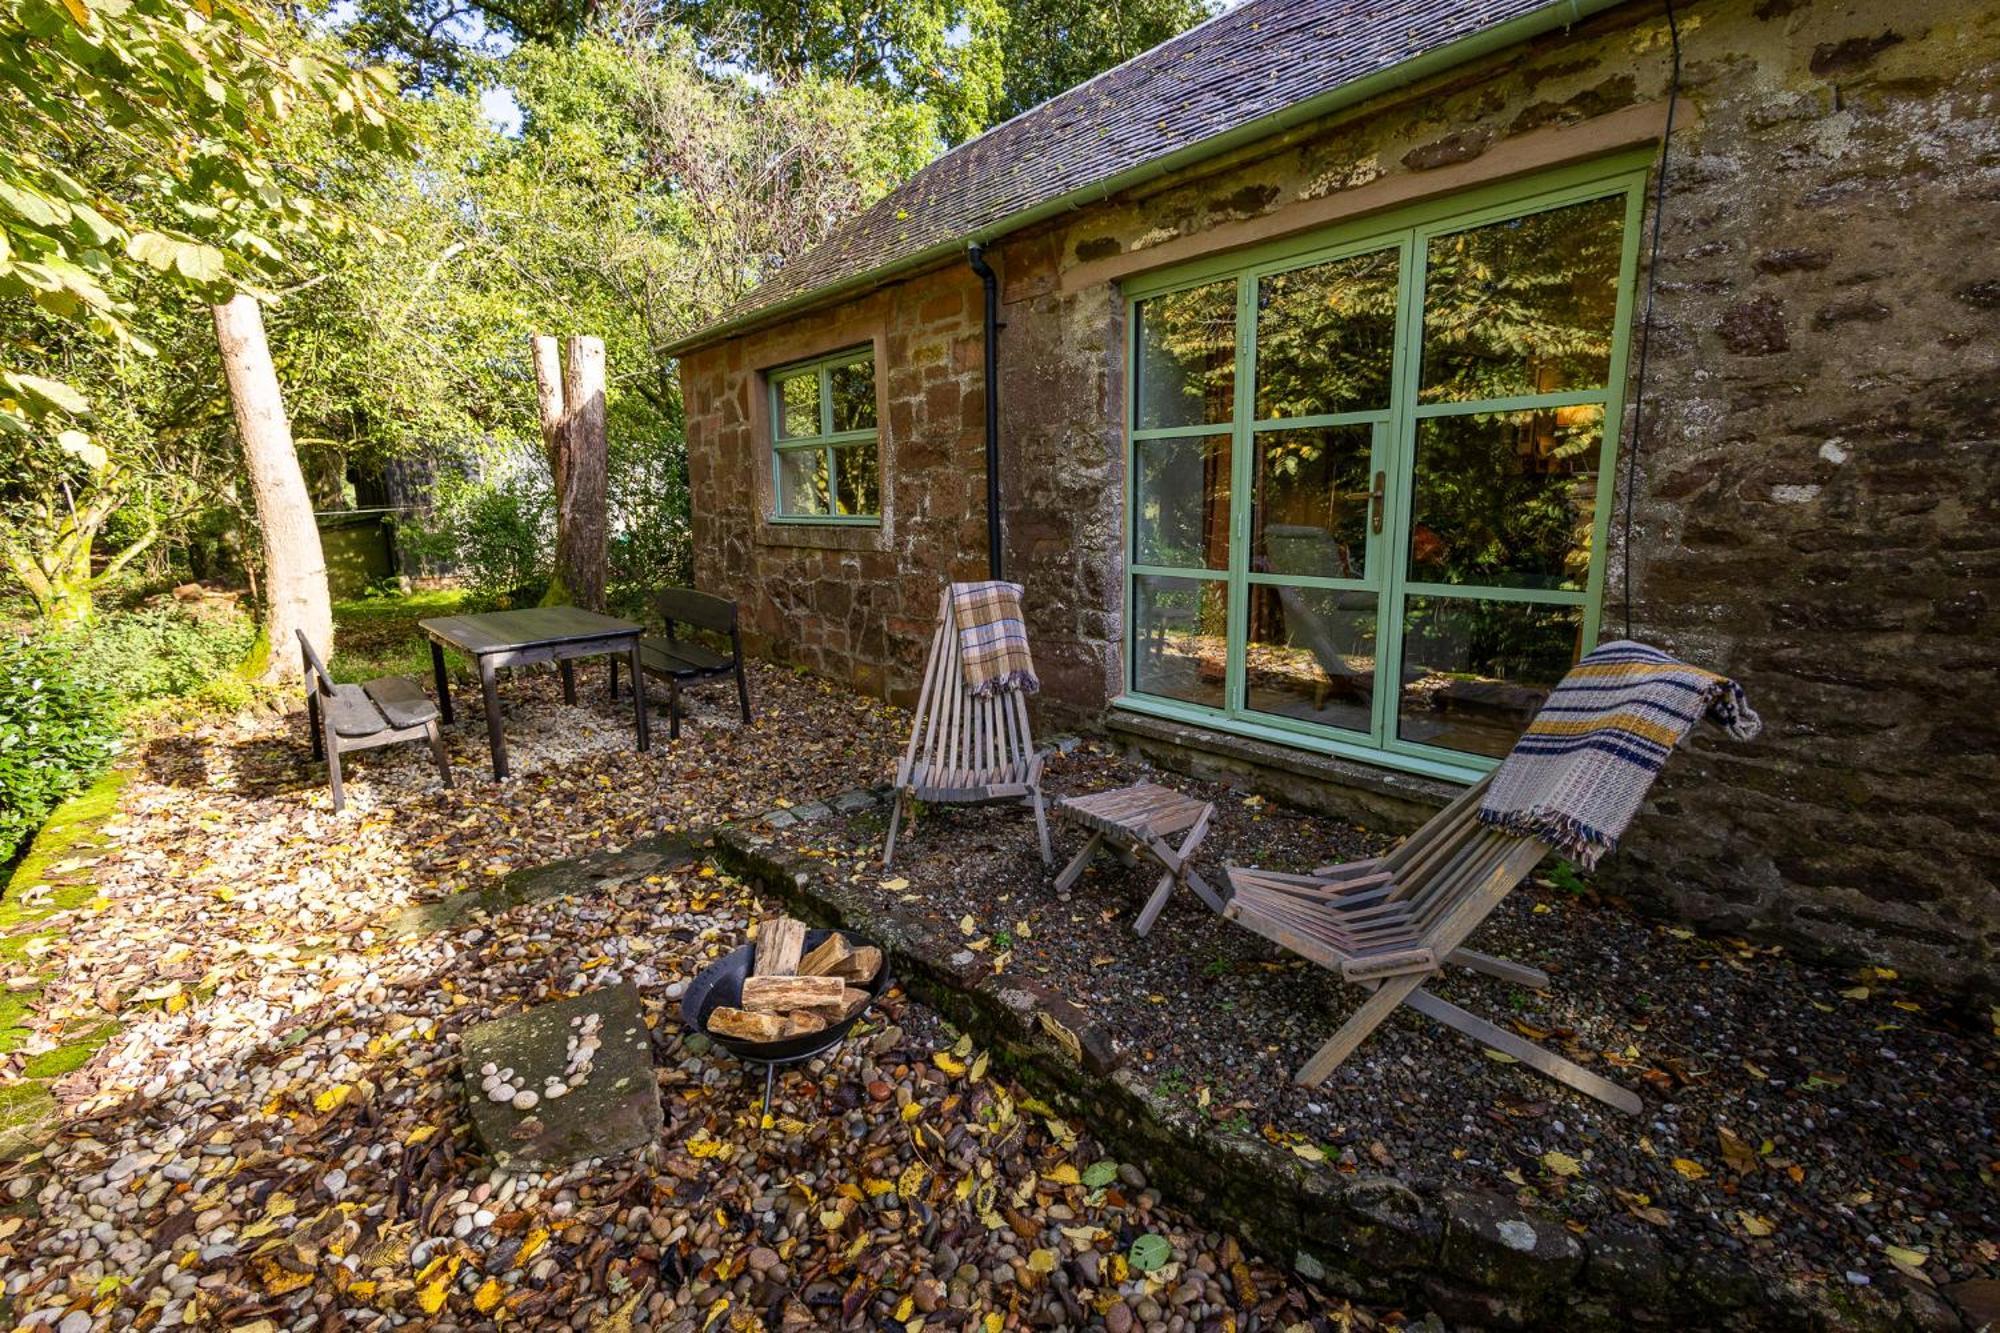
left=951, top=580, right=1040, bottom=698
left=1478, top=640, right=1762, bottom=869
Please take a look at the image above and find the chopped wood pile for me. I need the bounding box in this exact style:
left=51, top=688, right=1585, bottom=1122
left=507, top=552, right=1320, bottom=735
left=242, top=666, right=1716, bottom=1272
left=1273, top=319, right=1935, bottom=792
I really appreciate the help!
left=706, top=917, right=881, bottom=1043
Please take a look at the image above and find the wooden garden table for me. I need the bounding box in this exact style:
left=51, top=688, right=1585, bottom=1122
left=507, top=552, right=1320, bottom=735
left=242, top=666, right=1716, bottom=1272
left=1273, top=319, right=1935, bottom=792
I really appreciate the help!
left=419, top=607, right=647, bottom=780
left=1053, top=782, right=1223, bottom=936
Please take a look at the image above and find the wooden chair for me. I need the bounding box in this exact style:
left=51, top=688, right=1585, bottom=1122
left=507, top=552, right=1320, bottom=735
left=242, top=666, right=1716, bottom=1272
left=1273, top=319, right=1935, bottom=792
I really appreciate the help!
left=610, top=588, right=753, bottom=741
left=1224, top=773, right=1644, bottom=1115
left=882, top=588, right=1052, bottom=870
left=299, top=630, right=452, bottom=813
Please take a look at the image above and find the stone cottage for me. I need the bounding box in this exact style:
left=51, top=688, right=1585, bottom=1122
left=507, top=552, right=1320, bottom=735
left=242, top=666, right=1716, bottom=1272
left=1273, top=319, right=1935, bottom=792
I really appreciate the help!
left=667, top=0, right=1999, bottom=990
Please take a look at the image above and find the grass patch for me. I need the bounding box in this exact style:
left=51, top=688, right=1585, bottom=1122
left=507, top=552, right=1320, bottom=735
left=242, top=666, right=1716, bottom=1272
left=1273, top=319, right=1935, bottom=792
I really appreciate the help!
left=331, top=588, right=471, bottom=683
left=20, top=1022, right=119, bottom=1079
left=0, top=988, right=38, bottom=1054
left=3, top=767, right=125, bottom=909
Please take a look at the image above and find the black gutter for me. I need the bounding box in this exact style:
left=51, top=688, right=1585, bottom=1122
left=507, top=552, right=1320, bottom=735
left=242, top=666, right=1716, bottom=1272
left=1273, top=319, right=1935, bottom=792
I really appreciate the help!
left=967, top=244, right=1003, bottom=581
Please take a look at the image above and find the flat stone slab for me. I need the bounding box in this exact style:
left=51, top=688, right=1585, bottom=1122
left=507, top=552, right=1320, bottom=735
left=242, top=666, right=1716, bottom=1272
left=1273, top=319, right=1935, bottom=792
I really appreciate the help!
left=462, top=984, right=660, bottom=1171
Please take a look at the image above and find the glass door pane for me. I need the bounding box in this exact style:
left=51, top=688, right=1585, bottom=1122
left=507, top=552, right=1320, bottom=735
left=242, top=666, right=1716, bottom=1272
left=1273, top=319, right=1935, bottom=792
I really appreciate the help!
left=1251, top=425, right=1373, bottom=580
left=1396, top=597, right=1583, bottom=757
left=1134, top=432, right=1231, bottom=570
left=1132, top=574, right=1229, bottom=709
left=1407, top=406, right=1603, bottom=592
left=1135, top=282, right=1236, bottom=429
left=1255, top=247, right=1400, bottom=418
left=1418, top=194, right=1626, bottom=401
left=1243, top=584, right=1380, bottom=734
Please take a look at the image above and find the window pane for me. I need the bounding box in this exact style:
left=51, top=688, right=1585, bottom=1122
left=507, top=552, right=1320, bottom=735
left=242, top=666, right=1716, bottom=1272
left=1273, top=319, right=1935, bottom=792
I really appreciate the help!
left=1243, top=585, right=1378, bottom=734
left=776, top=448, right=829, bottom=516
left=1408, top=406, right=1603, bottom=591
left=1135, top=281, right=1236, bottom=429
left=777, top=372, right=821, bottom=439
left=1134, top=433, right=1230, bottom=570
left=1253, top=425, right=1371, bottom=579
left=1255, top=247, right=1399, bottom=418
left=829, top=357, right=876, bottom=432
left=1397, top=596, right=1581, bottom=757
left=831, top=440, right=878, bottom=515
left=1419, top=194, right=1626, bottom=402
left=1132, top=575, right=1228, bottom=709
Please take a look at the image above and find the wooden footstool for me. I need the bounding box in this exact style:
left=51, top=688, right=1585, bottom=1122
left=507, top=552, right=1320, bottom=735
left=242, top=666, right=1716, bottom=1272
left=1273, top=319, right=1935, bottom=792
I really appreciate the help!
left=1053, top=782, right=1224, bottom=936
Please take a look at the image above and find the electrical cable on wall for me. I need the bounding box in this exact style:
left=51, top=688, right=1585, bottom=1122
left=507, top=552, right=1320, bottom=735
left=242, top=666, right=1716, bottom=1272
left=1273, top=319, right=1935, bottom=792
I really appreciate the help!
left=1622, top=0, right=1683, bottom=639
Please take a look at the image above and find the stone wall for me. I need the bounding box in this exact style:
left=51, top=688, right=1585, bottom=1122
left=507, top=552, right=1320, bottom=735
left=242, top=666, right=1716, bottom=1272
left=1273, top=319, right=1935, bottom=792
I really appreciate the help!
left=679, top=0, right=1999, bottom=988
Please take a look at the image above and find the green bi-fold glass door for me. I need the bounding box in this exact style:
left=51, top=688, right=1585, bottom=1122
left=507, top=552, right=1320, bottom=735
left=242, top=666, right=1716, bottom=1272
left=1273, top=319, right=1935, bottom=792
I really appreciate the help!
left=1122, top=159, right=1648, bottom=776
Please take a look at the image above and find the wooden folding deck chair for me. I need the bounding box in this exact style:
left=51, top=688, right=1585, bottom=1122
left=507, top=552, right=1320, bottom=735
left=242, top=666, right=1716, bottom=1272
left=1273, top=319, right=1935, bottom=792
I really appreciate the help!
left=1224, top=773, right=1644, bottom=1115
left=882, top=588, right=1052, bottom=870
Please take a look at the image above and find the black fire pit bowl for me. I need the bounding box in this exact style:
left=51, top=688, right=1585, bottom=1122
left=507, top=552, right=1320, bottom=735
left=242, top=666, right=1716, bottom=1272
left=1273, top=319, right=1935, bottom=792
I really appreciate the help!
left=679, top=928, right=891, bottom=1065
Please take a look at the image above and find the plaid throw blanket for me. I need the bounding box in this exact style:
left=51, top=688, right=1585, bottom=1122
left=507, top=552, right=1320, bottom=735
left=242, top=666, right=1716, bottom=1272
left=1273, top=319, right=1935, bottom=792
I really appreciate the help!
left=951, top=580, right=1039, bottom=697
left=1479, top=640, right=1762, bottom=869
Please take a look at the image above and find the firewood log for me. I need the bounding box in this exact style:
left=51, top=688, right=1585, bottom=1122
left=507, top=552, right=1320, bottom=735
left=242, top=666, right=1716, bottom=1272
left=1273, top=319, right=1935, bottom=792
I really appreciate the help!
left=739, top=974, right=847, bottom=1016
left=707, top=1007, right=785, bottom=1041
left=832, top=945, right=882, bottom=985
left=837, top=986, right=872, bottom=1021
left=797, top=934, right=855, bottom=977
left=754, top=917, right=807, bottom=976
left=780, top=1011, right=827, bottom=1038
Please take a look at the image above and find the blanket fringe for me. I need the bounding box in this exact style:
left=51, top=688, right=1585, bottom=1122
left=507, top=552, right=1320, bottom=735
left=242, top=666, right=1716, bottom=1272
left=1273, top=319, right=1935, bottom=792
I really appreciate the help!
left=969, top=669, right=1040, bottom=699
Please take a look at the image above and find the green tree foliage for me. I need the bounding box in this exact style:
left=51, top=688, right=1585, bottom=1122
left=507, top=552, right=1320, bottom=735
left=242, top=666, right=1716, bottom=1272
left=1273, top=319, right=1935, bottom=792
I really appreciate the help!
left=365, top=32, right=933, bottom=599
left=990, top=0, right=1215, bottom=124
left=0, top=0, right=406, bottom=622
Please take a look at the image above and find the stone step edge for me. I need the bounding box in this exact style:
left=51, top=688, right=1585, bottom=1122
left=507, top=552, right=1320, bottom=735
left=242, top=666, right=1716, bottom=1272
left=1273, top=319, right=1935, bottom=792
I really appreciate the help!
left=709, top=800, right=1951, bottom=1333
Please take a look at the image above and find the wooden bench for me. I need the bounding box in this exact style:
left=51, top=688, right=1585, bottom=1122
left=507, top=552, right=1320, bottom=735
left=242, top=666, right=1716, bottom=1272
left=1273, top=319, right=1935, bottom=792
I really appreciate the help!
left=608, top=588, right=752, bottom=741
left=1053, top=782, right=1223, bottom=936
left=300, top=630, right=452, bottom=812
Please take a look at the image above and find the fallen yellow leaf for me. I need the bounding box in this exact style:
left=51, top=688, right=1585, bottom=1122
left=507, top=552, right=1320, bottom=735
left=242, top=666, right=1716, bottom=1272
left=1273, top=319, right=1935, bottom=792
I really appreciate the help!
left=1671, top=1157, right=1709, bottom=1181
left=1541, top=1150, right=1582, bottom=1177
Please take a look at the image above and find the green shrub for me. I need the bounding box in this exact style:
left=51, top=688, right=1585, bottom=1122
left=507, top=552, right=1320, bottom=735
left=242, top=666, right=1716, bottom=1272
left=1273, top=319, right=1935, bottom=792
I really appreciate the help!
left=62, top=605, right=256, bottom=706
left=0, top=635, right=118, bottom=866
left=398, top=464, right=552, bottom=604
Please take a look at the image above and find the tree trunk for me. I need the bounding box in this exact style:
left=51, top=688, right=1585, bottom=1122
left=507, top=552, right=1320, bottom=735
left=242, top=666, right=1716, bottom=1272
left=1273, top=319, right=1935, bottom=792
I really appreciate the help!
left=540, top=335, right=608, bottom=612
left=213, top=293, right=331, bottom=685
left=531, top=334, right=566, bottom=481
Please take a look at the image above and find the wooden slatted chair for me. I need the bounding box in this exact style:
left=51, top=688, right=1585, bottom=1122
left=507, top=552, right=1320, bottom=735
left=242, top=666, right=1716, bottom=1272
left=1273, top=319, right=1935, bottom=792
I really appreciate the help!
left=882, top=588, right=1052, bottom=870
left=299, top=630, right=452, bottom=813
left=1224, top=773, right=1645, bottom=1115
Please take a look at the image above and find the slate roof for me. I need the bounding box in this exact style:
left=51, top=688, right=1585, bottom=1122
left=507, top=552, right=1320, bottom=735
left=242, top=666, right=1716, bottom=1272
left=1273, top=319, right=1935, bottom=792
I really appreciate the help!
left=670, top=0, right=1601, bottom=352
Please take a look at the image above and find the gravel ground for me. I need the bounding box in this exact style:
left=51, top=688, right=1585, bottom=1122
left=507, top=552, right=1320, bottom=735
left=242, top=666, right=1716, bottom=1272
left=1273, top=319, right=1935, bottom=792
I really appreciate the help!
left=0, top=671, right=1372, bottom=1331
left=763, top=741, right=2000, bottom=1299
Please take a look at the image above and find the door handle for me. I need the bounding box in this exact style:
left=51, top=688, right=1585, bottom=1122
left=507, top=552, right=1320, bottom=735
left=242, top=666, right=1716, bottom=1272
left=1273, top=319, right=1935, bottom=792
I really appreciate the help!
left=1370, top=471, right=1386, bottom=535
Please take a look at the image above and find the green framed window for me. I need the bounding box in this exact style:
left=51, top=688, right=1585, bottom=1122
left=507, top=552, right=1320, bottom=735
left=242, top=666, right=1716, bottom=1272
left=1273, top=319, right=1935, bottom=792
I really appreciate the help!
left=1120, top=156, right=1650, bottom=780
left=768, top=346, right=879, bottom=522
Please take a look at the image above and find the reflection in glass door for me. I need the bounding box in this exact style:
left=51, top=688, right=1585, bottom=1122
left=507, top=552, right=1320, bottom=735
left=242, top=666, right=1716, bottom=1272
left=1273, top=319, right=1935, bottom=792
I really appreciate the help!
left=1123, top=163, right=1646, bottom=775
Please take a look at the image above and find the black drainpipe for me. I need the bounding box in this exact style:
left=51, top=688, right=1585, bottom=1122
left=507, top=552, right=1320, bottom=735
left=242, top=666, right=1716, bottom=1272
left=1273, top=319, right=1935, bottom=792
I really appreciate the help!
left=967, top=243, right=1002, bottom=581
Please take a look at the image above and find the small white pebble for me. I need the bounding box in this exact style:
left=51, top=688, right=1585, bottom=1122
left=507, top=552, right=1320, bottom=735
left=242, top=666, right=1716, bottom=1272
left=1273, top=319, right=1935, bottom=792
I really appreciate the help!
left=512, top=1090, right=539, bottom=1111
left=487, top=1086, right=515, bottom=1103
left=480, top=1062, right=496, bottom=1077
left=545, top=1083, right=569, bottom=1099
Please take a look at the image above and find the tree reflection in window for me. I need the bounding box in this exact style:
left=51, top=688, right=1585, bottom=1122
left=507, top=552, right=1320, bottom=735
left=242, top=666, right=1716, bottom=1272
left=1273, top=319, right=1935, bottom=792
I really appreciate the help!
left=1255, top=247, right=1399, bottom=419
left=1135, top=282, right=1235, bottom=430
left=1408, top=406, right=1603, bottom=591
left=1420, top=196, right=1625, bottom=403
